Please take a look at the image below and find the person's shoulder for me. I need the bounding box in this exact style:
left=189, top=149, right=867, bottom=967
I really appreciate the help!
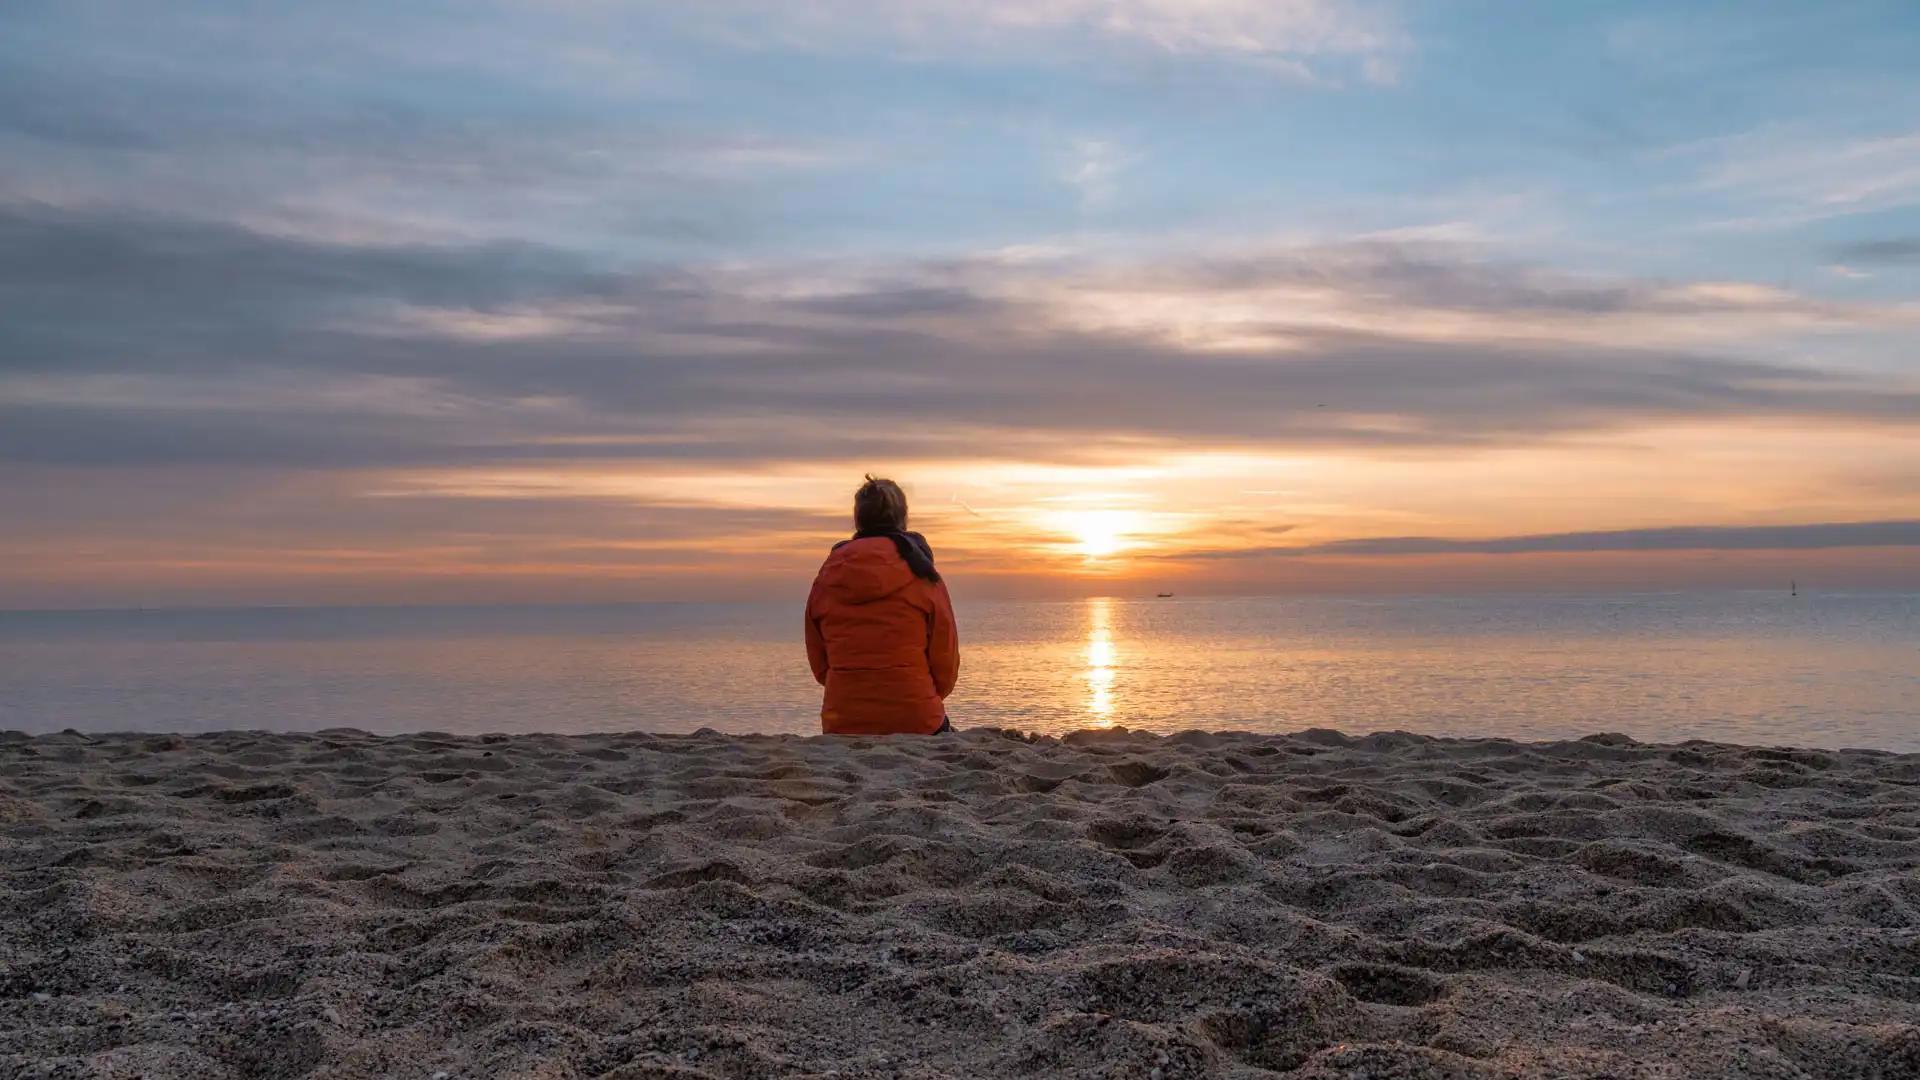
left=809, top=540, right=848, bottom=587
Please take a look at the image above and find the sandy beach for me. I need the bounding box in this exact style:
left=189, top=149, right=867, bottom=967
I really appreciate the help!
left=3, top=726, right=1917, bottom=1079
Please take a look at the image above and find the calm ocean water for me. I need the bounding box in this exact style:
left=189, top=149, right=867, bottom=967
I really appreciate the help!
left=1, top=593, right=1915, bottom=750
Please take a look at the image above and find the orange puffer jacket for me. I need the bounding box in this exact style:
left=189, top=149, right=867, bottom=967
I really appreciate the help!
left=804, top=536, right=960, bottom=735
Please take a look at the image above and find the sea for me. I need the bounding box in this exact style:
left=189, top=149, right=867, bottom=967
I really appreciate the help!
left=2, top=592, right=1916, bottom=751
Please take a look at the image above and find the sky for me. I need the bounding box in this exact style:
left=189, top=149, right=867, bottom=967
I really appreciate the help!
left=3, top=0, right=1919, bottom=608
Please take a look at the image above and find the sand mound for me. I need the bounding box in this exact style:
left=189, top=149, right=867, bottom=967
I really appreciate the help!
left=3, top=727, right=1918, bottom=1078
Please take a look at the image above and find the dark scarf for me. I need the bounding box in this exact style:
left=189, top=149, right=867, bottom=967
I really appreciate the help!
left=834, top=529, right=940, bottom=583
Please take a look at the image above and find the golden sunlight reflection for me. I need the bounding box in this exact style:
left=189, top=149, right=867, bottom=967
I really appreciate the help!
left=1084, top=596, right=1118, bottom=723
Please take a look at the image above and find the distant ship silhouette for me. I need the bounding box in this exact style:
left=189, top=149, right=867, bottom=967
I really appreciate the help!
left=1156, top=592, right=1174, bottom=598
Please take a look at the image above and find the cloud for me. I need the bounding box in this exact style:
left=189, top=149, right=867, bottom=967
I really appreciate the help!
left=1176, top=520, right=1920, bottom=559
left=1018, top=0, right=1398, bottom=58
left=1027, top=243, right=1907, bottom=355
left=0, top=24, right=854, bottom=250
left=1677, top=128, right=1920, bottom=230
left=3, top=201, right=1918, bottom=472
left=0, top=461, right=845, bottom=551
left=678, top=0, right=1406, bottom=77
left=1060, top=137, right=1129, bottom=209
left=789, top=286, right=993, bottom=319
left=1834, top=238, right=1920, bottom=265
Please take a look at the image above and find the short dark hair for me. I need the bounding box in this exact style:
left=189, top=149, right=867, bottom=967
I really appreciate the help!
left=853, top=475, right=908, bottom=532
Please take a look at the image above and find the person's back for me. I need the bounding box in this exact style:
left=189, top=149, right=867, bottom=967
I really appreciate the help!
left=805, top=476, right=959, bottom=735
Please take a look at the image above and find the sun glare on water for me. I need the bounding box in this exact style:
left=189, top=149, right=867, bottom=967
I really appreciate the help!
left=1085, top=597, right=1117, bottom=723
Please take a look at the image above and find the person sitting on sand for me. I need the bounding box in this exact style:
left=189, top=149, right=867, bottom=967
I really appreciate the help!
left=805, top=475, right=960, bottom=735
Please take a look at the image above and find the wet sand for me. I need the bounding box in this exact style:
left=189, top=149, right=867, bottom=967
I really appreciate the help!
left=3, top=726, right=1918, bottom=1078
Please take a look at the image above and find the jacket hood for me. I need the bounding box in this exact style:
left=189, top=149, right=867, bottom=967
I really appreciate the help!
left=815, top=536, right=918, bottom=605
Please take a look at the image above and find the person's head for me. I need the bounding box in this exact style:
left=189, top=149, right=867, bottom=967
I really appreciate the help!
left=853, top=474, right=908, bottom=533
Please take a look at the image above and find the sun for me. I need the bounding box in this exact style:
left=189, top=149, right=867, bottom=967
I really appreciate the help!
left=1061, top=509, right=1141, bottom=559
